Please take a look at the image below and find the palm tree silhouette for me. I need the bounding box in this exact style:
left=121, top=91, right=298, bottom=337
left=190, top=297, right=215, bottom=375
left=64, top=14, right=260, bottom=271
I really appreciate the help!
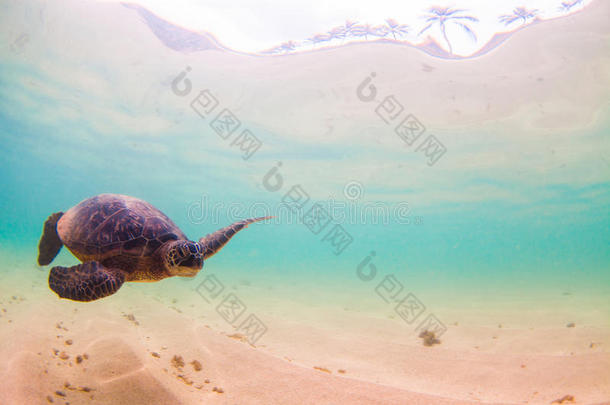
left=327, top=26, right=346, bottom=43
left=372, top=24, right=390, bottom=38
left=343, top=20, right=359, bottom=40
left=385, top=19, right=410, bottom=40
left=279, top=41, right=298, bottom=53
left=306, top=33, right=331, bottom=48
left=350, top=24, right=381, bottom=41
left=499, top=7, right=538, bottom=25
left=372, top=25, right=390, bottom=38
left=559, top=0, right=583, bottom=12
left=419, top=7, right=478, bottom=55
left=349, top=23, right=368, bottom=40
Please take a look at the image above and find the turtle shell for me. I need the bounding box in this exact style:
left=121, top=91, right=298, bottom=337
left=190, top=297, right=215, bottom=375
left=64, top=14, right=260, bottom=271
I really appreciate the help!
left=57, top=194, right=187, bottom=262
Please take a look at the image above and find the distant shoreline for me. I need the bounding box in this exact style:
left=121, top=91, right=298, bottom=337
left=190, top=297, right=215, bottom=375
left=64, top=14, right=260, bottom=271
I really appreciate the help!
left=124, top=0, right=597, bottom=60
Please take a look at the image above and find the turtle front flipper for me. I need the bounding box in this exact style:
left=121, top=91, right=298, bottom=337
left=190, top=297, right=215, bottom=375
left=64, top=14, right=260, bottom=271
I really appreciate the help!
left=49, top=261, right=125, bottom=302
left=199, top=216, right=272, bottom=259
left=38, top=212, right=64, bottom=266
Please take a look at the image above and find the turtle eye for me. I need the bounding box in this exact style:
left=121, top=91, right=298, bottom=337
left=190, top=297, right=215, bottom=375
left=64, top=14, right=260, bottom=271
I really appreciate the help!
left=179, top=243, right=190, bottom=256
left=187, top=243, right=198, bottom=254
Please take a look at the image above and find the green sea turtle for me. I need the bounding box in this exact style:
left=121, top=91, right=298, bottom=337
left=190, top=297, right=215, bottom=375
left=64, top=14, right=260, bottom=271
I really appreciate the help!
left=37, top=194, right=270, bottom=302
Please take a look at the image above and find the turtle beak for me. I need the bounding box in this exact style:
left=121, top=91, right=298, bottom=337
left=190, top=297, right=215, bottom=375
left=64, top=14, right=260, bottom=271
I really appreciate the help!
left=183, top=255, right=203, bottom=269
left=177, top=254, right=203, bottom=277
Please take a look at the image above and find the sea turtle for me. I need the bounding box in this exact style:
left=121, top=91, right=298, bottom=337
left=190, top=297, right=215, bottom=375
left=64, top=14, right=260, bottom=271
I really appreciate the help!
left=37, top=194, right=270, bottom=302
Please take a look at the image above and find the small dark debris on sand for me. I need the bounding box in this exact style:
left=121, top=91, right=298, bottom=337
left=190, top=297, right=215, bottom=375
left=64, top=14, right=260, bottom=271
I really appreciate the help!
left=552, top=394, right=575, bottom=404
left=75, top=355, right=83, bottom=364
left=227, top=333, right=247, bottom=342
left=419, top=330, right=441, bottom=346
left=65, top=339, right=73, bottom=345
left=566, top=322, right=575, bottom=328
left=212, top=387, right=224, bottom=394
left=313, top=366, right=331, bottom=373
left=46, top=395, right=54, bottom=403
left=172, top=355, right=185, bottom=369
left=177, top=374, right=193, bottom=386
left=337, top=369, right=346, bottom=374
left=54, top=390, right=66, bottom=397
left=123, top=313, right=139, bottom=326
left=151, top=352, right=160, bottom=358
left=56, top=322, right=69, bottom=331
left=58, top=352, right=69, bottom=360
left=191, top=360, right=202, bottom=371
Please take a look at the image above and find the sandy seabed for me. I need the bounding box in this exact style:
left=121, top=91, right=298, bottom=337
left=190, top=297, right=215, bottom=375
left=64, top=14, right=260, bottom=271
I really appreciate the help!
left=0, top=256, right=608, bottom=405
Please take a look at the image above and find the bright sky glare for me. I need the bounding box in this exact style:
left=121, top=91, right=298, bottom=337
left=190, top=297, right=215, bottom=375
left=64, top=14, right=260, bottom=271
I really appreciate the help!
left=103, top=0, right=592, bottom=55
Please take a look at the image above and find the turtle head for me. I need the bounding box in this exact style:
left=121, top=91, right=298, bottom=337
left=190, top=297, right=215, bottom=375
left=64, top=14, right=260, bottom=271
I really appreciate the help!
left=162, top=240, right=204, bottom=277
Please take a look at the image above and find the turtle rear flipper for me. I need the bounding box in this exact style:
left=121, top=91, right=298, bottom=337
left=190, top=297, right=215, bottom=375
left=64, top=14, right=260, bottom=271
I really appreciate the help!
left=49, top=261, right=125, bottom=302
left=38, top=212, right=64, bottom=266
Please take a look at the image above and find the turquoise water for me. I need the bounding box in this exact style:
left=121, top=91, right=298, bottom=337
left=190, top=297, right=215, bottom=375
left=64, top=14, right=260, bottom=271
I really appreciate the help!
left=1, top=99, right=608, bottom=290
left=0, top=93, right=610, bottom=304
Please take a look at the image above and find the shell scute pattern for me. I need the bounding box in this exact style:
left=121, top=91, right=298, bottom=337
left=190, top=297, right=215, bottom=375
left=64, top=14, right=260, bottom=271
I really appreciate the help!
left=61, top=195, right=186, bottom=261
left=143, top=216, right=173, bottom=239
left=145, top=238, right=164, bottom=254
left=65, top=197, right=105, bottom=242
left=121, top=236, right=148, bottom=254
left=81, top=197, right=129, bottom=245
left=115, top=211, right=146, bottom=242
left=100, top=241, right=122, bottom=255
